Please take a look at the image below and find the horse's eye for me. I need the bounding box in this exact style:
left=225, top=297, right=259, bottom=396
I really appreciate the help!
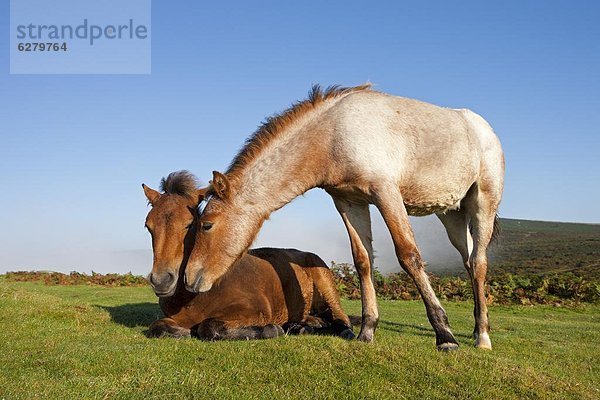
left=201, top=222, right=213, bottom=231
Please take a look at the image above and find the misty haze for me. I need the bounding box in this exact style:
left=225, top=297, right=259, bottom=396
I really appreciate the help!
left=0, top=200, right=462, bottom=277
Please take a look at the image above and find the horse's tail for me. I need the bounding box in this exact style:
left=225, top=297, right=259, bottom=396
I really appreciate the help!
left=490, top=214, right=502, bottom=244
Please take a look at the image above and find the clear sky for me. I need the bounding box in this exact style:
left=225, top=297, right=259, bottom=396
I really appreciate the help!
left=1, top=1, right=598, bottom=275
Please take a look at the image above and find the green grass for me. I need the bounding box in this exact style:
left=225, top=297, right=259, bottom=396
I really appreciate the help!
left=429, top=218, right=600, bottom=279
left=489, top=218, right=600, bottom=279
left=1, top=278, right=599, bottom=399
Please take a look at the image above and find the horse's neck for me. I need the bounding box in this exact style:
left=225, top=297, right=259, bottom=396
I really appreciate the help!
left=230, top=125, right=326, bottom=218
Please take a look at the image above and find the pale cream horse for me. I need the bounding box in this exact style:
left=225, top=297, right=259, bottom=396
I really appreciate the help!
left=185, top=84, right=504, bottom=350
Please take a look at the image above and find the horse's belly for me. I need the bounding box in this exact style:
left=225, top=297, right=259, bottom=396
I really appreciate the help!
left=404, top=201, right=461, bottom=216
left=400, top=177, right=473, bottom=216
left=398, top=150, right=479, bottom=216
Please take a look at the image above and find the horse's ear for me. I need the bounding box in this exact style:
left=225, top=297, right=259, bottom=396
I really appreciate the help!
left=196, top=187, right=208, bottom=205
left=142, top=184, right=161, bottom=205
left=211, top=171, right=230, bottom=200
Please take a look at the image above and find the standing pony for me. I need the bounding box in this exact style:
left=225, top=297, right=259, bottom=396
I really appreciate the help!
left=185, top=84, right=504, bottom=350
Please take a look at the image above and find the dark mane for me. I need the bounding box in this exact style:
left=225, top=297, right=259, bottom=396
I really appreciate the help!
left=160, top=170, right=199, bottom=198
left=226, top=83, right=372, bottom=177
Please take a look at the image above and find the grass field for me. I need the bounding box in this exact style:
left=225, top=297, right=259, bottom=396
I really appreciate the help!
left=428, top=218, right=600, bottom=279
left=1, top=278, right=598, bottom=399
left=489, top=219, right=600, bottom=279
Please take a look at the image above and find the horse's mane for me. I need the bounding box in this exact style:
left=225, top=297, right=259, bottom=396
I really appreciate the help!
left=226, top=83, right=373, bottom=177
left=160, top=170, right=199, bottom=198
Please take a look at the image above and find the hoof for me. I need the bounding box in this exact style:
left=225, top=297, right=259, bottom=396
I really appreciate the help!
left=304, top=316, right=326, bottom=329
left=170, top=331, right=191, bottom=339
left=356, top=317, right=377, bottom=342
left=147, top=321, right=191, bottom=339
left=437, top=342, right=459, bottom=352
left=474, top=332, right=492, bottom=350
left=298, top=326, right=314, bottom=335
left=283, top=322, right=312, bottom=335
left=339, top=328, right=355, bottom=340
left=357, top=331, right=374, bottom=343
left=263, top=324, right=285, bottom=338
left=196, top=319, right=230, bottom=341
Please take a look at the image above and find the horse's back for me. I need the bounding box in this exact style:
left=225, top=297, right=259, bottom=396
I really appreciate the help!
left=249, top=247, right=324, bottom=299
left=325, top=91, right=503, bottom=213
left=251, top=247, right=327, bottom=264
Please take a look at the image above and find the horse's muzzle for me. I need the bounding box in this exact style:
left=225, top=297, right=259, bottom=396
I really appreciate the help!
left=184, top=270, right=213, bottom=293
left=184, top=273, right=202, bottom=293
left=150, top=271, right=177, bottom=297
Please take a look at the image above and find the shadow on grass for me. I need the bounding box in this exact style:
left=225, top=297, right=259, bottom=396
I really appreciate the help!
left=379, top=320, right=472, bottom=339
left=97, top=303, right=162, bottom=328
left=98, top=305, right=474, bottom=341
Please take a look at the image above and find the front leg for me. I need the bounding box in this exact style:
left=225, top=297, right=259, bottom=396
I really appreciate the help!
left=374, top=186, right=458, bottom=351
left=333, top=198, right=378, bottom=342
left=147, top=318, right=191, bottom=339
left=195, top=318, right=284, bottom=341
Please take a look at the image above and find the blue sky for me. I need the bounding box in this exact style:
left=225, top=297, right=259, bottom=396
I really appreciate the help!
left=1, top=1, right=598, bottom=274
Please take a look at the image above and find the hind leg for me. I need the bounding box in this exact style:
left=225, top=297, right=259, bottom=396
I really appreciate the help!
left=195, top=319, right=284, bottom=341
left=310, top=265, right=355, bottom=339
left=147, top=318, right=191, bottom=339
left=438, top=209, right=483, bottom=344
left=462, top=186, right=501, bottom=350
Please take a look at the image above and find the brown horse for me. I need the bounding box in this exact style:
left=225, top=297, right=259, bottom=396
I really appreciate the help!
left=184, top=84, right=504, bottom=350
left=142, top=171, right=353, bottom=340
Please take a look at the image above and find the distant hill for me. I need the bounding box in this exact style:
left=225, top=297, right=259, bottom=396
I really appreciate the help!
left=429, top=218, right=600, bottom=278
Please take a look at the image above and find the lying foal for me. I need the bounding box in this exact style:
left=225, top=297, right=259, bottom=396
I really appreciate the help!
left=143, top=171, right=353, bottom=340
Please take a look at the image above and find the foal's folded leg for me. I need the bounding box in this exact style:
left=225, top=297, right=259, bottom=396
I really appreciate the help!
left=294, top=318, right=355, bottom=339
left=195, top=318, right=284, bottom=341
left=304, top=315, right=327, bottom=329
left=283, top=321, right=315, bottom=335
left=331, top=319, right=356, bottom=340
left=309, top=264, right=355, bottom=340
left=147, top=318, right=191, bottom=338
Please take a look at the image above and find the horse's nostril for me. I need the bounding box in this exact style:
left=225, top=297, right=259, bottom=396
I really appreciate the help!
left=184, top=273, right=195, bottom=291
left=150, top=272, right=175, bottom=288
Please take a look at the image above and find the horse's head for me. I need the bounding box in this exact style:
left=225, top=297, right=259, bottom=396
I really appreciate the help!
left=184, top=171, right=260, bottom=293
left=142, top=171, right=206, bottom=297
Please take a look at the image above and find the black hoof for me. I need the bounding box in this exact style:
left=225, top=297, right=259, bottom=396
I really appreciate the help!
left=196, top=319, right=227, bottom=341
left=283, top=322, right=310, bottom=335
left=339, top=328, right=355, bottom=340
